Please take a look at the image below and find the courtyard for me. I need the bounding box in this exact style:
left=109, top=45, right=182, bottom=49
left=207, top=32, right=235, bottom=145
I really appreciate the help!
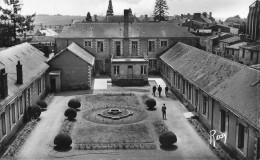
left=15, top=77, right=218, bottom=160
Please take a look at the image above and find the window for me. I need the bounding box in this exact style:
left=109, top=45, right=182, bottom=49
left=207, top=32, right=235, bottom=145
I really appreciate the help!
left=250, top=51, right=254, bottom=61
left=1, top=112, right=6, bottom=136
left=115, top=41, right=121, bottom=56
left=160, top=40, right=168, bottom=47
left=173, top=71, right=176, bottom=85
left=177, top=75, right=181, bottom=89
left=38, top=43, right=42, bottom=49
left=195, top=89, right=199, bottom=107
left=38, top=78, right=42, bottom=95
left=19, top=96, right=23, bottom=115
left=149, top=59, right=157, bottom=70
left=11, top=103, right=15, bottom=124
left=188, top=83, right=192, bottom=100
left=114, top=66, right=119, bottom=75
left=42, top=75, right=45, bottom=91
left=220, top=110, right=226, bottom=132
left=84, top=40, right=92, bottom=47
left=202, top=95, right=208, bottom=116
left=141, top=65, right=147, bottom=75
left=182, top=79, right=186, bottom=95
left=148, top=41, right=155, bottom=52
left=97, top=41, right=104, bottom=53
left=132, top=41, right=138, bottom=55
left=237, top=123, right=245, bottom=150
left=242, top=49, right=245, bottom=58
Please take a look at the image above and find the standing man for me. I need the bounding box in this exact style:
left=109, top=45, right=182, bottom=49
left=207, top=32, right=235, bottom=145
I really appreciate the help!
left=165, top=86, right=169, bottom=97
left=161, top=103, right=167, bottom=120
left=158, top=85, right=162, bottom=97
left=152, top=85, right=157, bottom=97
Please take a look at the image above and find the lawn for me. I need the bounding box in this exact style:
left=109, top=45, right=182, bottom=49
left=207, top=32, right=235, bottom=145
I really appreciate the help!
left=70, top=93, right=156, bottom=150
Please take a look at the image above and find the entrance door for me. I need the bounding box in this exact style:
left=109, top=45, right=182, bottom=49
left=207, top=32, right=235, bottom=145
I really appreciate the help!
left=50, top=78, right=56, bottom=93
left=128, top=66, right=133, bottom=78
left=116, top=41, right=121, bottom=56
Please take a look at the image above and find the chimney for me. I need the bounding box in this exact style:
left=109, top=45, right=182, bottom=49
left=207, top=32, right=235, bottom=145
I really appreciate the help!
left=145, top=14, right=148, bottom=22
left=94, top=15, right=98, bottom=22
left=240, top=34, right=247, bottom=42
left=0, top=68, right=8, bottom=99
left=16, top=61, right=23, bottom=85
left=124, top=9, right=129, bottom=38
left=209, top=12, right=212, bottom=18
left=218, top=28, right=221, bottom=37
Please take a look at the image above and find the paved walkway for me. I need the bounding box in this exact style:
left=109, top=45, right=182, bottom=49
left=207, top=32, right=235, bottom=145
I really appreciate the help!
left=16, top=77, right=218, bottom=160
left=17, top=95, right=74, bottom=159
left=93, top=78, right=110, bottom=89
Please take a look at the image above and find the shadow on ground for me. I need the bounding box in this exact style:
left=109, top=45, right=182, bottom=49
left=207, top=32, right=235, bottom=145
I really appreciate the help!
left=54, top=146, right=72, bottom=152
left=160, top=145, right=178, bottom=151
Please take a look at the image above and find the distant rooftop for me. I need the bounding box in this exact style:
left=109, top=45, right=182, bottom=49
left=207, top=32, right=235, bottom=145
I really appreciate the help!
left=226, top=42, right=247, bottom=49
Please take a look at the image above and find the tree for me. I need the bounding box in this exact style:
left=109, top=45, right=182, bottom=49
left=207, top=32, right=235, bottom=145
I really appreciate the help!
left=0, top=0, right=35, bottom=47
left=106, top=0, right=114, bottom=16
left=86, top=12, right=92, bottom=21
left=153, top=0, right=169, bottom=22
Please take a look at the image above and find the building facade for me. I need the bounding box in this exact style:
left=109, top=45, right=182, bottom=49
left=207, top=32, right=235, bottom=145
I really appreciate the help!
left=160, top=42, right=260, bottom=160
left=56, top=9, right=199, bottom=85
left=47, top=42, right=95, bottom=92
left=0, top=43, right=49, bottom=151
left=247, top=0, right=260, bottom=41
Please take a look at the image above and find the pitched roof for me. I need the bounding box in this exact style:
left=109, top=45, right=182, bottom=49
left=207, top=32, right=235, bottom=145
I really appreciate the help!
left=160, top=42, right=260, bottom=129
left=58, top=22, right=196, bottom=38
left=0, top=43, right=49, bottom=107
left=35, top=28, right=58, bottom=37
left=30, top=36, right=55, bottom=43
left=225, top=42, right=247, bottom=49
left=50, top=42, right=95, bottom=66
left=220, top=36, right=241, bottom=43
left=103, top=15, right=140, bottom=23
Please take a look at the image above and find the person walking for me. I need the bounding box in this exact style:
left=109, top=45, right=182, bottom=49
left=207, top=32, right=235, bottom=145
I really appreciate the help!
left=152, top=85, right=157, bottom=97
left=158, top=85, right=162, bottom=97
left=165, top=86, right=169, bottom=97
left=161, top=103, right=167, bottom=120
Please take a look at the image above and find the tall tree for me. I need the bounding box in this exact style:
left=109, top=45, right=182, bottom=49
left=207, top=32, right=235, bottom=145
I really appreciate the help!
left=0, top=0, right=35, bottom=47
left=86, top=12, right=92, bottom=21
left=106, top=0, right=114, bottom=16
left=153, top=0, right=169, bottom=22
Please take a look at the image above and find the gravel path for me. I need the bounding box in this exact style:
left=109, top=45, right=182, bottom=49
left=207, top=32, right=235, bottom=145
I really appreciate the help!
left=16, top=95, right=73, bottom=159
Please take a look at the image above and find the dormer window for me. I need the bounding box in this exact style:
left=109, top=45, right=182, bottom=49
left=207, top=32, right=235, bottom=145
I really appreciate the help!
left=83, top=39, right=92, bottom=48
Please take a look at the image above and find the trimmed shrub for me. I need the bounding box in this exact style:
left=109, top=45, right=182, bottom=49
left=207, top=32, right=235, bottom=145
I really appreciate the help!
left=30, top=105, right=41, bottom=119
left=54, top=133, right=72, bottom=149
left=36, top=100, right=47, bottom=109
left=68, top=98, right=81, bottom=109
left=159, top=131, right=177, bottom=147
left=145, top=98, right=156, bottom=109
left=64, top=108, right=77, bottom=120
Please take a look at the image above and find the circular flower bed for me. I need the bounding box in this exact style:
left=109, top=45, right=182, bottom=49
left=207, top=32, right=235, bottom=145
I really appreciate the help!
left=83, top=106, right=148, bottom=125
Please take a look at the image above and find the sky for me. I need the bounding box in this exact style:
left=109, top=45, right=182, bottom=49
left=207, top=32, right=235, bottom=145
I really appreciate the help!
left=0, top=0, right=256, bottom=20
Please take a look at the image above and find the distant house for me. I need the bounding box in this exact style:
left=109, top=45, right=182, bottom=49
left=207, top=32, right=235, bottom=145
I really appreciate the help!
left=218, top=36, right=242, bottom=56
left=206, top=32, right=232, bottom=53
left=34, top=28, right=59, bottom=37
left=239, top=42, right=260, bottom=65
left=47, top=42, right=95, bottom=92
left=160, top=42, right=260, bottom=160
left=56, top=9, right=199, bottom=85
left=182, top=12, right=215, bottom=30
left=0, top=43, right=49, bottom=151
left=224, top=42, right=247, bottom=62
left=29, top=28, right=58, bottom=56
left=30, top=36, right=55, bottom=57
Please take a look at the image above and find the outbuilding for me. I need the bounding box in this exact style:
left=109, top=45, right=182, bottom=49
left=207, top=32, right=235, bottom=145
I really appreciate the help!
left=47, top=42, right=95, bottom=92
